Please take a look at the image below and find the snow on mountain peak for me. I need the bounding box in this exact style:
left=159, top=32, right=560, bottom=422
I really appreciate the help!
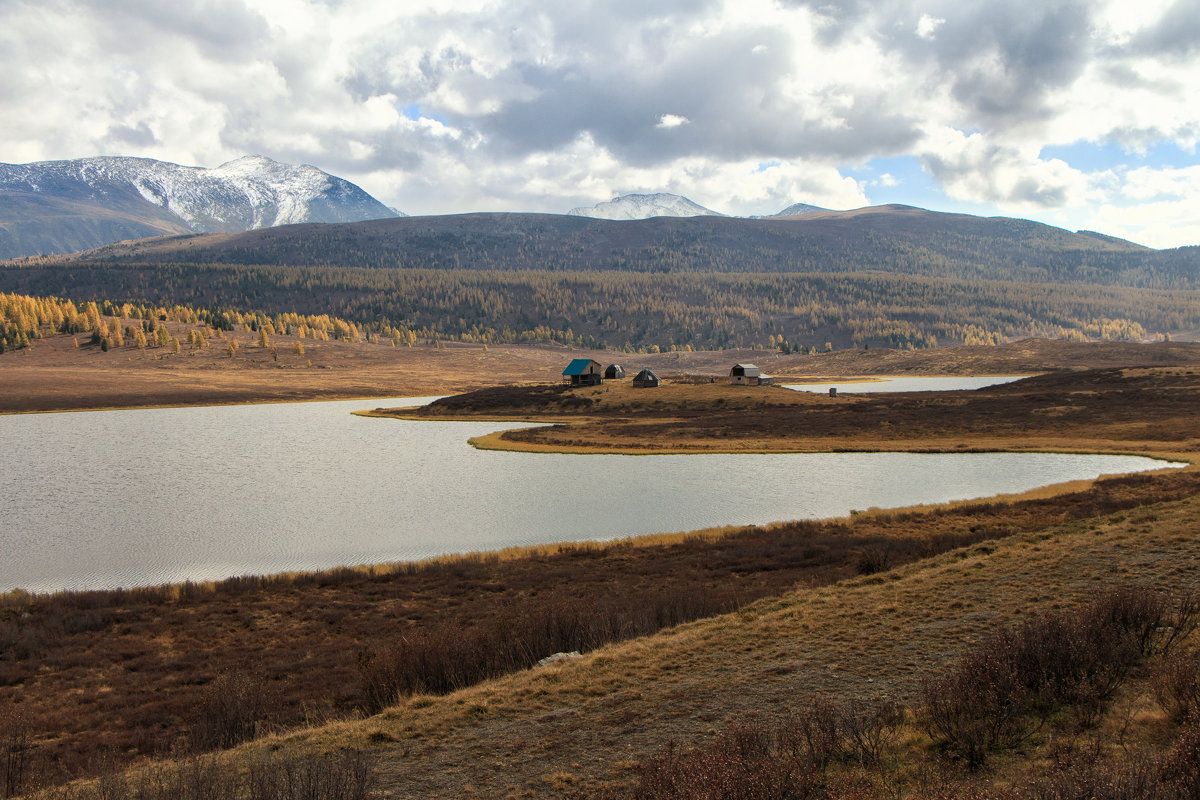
left=0, top=154, right=398, bottom=235
left=567, top=193, right=725, bottom=220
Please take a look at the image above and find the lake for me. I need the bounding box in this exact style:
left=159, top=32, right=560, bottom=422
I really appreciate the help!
left=785, top=376, right=1029, bottom=393
left=0, top=396, right=1181, bottom=593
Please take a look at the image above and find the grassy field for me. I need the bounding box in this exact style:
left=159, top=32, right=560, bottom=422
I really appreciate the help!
left=384, top=365, right=1200, bottom=461
left=4, top=327, right=1200, bottom=414
left=5, top=339, right=1200, bottom=798
left=17, top=470, right=1197, bottom=799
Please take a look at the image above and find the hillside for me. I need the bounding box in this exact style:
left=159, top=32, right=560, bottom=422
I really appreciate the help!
left=39, top=204, right=1200, bottom=287
left=0, top=155, right=399, bottom=258
left=4, top=261, right=1197, bottom=351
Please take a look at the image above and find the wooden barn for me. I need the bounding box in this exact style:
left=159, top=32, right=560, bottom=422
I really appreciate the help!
left=604, top=364, right=625, bottom=379
left=730, top=363, right=773, bottom=386
left=562, top=358, right=604, bottom=386
left=632, top=368, right=660, bottom=388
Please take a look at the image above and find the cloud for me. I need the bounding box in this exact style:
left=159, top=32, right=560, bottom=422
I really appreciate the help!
left=656, top=114, right=690, bottom=128
left=915, top=14, right=944, bottom=40
left=919, top=127, right=1094, bottom=209
left=0, top=0, right=1197, bottom=246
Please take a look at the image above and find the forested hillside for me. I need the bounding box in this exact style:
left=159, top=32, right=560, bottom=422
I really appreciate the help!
left=43, top=206, right=1200, bottom=288
left=4, top=263, right=1194, bottom=351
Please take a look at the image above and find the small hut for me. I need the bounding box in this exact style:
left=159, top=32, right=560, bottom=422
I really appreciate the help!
left=562, top=358, right=603, bottom=386
left=729, top=363, right=773, bottom=386
left=604, top=364, right=625, bottom=379
left=632, top=368, right=660, bottom=388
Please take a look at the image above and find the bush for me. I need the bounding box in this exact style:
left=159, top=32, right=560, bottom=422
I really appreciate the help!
left=629, top=720, right=814, bottom=800
left=190, top=670, right=277, bottom=752
left=919, top=634, right=1030, bottom=768
left=919, top=586, right=1189, bottom=767
left=1153, top=648, right=1200, bottom=723
left=357, top=588, right=742, bottom=713
left=1, top=710, right=30, bottom=799
left=38, top=750, right=375, bottom=800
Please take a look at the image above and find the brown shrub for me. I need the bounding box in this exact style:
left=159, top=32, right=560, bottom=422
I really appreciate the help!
left=1153, top=649, right=1200, bottom=723
left=626, top=720, right=814, bottom=800
left=1, top=709, right=31, bottom=799
left=919, top=586, right=1186, bottom=768
left=189, top=670, right=278, bottom=752
left=38, top=750, right=375, bottom=800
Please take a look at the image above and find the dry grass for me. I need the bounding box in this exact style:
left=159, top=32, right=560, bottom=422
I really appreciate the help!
left=339, top=488, right=1200, bottom=798
left=8, top=470, right=1199, bottom=796
left=391, top=366, right=1200, bottom=459
left=6, top=334, right=1200, bottom=415
left=20, top=473, right=1198, bottom=799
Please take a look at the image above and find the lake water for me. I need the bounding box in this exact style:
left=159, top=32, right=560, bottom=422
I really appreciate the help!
left=786, top=376, right=1029, bottom=393
left=0, top=396, right=1181, bottom=594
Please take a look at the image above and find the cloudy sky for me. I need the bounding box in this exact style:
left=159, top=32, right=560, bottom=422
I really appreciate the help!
left=3, top=0, right=1199, bottom=247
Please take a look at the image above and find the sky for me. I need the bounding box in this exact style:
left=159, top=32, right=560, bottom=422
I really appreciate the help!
left=3, top=0, right=1199, bottom=248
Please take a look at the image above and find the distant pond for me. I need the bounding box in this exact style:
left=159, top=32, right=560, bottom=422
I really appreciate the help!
left=785, top=376, right=1029, bottom=393
left=0, top=396, right=1182, bottom=593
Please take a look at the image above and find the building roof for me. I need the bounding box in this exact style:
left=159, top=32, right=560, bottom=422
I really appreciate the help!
left=562, top=358, right=602, bottom=376
left=731, top=363, right=761, bottom=377
left=633, top=368, right=659, bottom=381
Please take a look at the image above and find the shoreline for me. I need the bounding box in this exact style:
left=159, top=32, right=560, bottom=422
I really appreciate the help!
left=5, top=436, right=1190, bottom=597
left=0, top=394, right=438, bottom=416
left=6, top=460, right=1186, bottom=600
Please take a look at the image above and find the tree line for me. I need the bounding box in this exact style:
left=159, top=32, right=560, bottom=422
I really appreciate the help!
left=3, top=264, right=1196, bottom=353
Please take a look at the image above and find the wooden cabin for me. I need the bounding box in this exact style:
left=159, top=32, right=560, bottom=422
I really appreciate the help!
left=562, top=358, right=604, bottom=386
left=604, top=364, right=625, bottom=379
left=730, top=363, right=773, bottom=386
left=632, top=368, right=660, bottom=388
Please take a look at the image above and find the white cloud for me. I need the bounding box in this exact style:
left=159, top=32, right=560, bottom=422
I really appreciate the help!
left=915, top=13, right=945, bottom=40
left=0, top=0, right=1198, bottom=245
left=920, top=126, right=1094, bottom=210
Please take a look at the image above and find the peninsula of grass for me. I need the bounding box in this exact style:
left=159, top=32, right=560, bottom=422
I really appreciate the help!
left=376, top=365, right=1200, bottom=461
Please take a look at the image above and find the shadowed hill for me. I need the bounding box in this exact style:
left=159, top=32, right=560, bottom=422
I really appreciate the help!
left=42, top=205, right=1200, bottom=288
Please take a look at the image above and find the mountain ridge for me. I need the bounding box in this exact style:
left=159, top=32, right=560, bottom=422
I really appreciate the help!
left=37, top=204, right=1198, bottom=289
left=0, top=155, right=399, bottom=258
left=567, top=192, right=725, bottom=220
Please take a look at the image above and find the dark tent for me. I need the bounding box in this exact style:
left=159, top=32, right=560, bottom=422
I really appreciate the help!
left=632, top=369, right=660, bottom=388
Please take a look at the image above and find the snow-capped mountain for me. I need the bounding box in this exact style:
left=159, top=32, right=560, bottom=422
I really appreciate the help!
left=0, top=155, right=399, bottom=258
left=768, top=202, right=827, bottom=217
left=567, top=193, right=725, bottom=220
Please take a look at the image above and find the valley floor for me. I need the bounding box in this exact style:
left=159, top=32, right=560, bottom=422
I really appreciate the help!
left=5, top=338, right=1200, bottom=798
left=3, top=330, right=1200, bottom=413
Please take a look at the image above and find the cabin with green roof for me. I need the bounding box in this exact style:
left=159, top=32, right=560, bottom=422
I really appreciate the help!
left=562, top=358, right=604, bottom=386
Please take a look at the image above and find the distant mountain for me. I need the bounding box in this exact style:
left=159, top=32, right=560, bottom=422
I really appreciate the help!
left=44, top=203, right=1200, bottom=289
left=768, top=202, right=827, bottom=217
left=568, top=193, right=725, bottom=220
left=0, top=155, right=399, bottom=258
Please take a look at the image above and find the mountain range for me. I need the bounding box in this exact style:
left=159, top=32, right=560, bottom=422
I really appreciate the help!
left=568, top=193, right=726, bottom=220
left=0, top=154, right=856, bottom=259
left=0, top=155, right=399, bottom=259
left=4, top=155, right=1199, bottom=294
left=46, top=203, right=1200, bottom=290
